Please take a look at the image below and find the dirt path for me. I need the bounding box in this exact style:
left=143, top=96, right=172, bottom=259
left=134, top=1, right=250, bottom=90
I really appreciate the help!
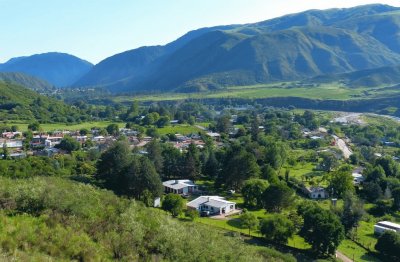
left=333, top=135, right=352, bottom=159
left=336, top=251, right=353, bottom=262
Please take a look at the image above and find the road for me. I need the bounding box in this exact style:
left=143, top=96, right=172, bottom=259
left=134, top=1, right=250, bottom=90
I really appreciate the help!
left=333, top=135, right=353, bottom=159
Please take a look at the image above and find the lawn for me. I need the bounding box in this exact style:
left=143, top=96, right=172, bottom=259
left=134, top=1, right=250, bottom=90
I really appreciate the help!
left=156, top=124, right=203, bottom=135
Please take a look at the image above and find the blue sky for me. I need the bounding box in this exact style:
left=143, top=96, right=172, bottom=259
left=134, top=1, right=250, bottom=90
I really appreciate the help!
left=1, top=0, right=399, bottom=64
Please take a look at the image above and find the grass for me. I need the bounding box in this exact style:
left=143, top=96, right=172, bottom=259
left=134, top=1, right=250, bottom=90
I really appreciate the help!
left=2, top=121, right=125, bottom=132
left=338, top=239, right=380, bottom=262
left=112, top=82, right=400, bottom=103
left=156, top=124, right=203, bottom=135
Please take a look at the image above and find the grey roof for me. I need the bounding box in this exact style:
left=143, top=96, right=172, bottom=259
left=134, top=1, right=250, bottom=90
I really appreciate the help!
left=163, top=179, right=196, bottom=190
left=187, top=196, right=235, bottom=209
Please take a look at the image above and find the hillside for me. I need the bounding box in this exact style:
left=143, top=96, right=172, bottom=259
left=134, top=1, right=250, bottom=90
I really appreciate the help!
left=0, top=52, right=93, bottom=87
left=73, top=4, right=400, bottom=93
left=0, top=81, right=84, bottom=122
left=0, top=72, right=55, bottom=93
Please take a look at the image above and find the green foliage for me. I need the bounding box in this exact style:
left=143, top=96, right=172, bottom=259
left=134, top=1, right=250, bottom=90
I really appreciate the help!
left=375, top=231, right=400, bottom=261
left=260, top=215, right=295, bottom=244
left=262, top=182, right=294, bottom=212
left=162, top=194, right=185, bottom=217
left=340, top=193, right=365, bottom=232
left=299, top=203, right=345, bottom=256
left=239, top=212, right=259, bottom=235
left=242, top=179, right=269, bottom=208
left=328, top=167, right=355, bottom=198
left=56, top=136, right=81, bottom=153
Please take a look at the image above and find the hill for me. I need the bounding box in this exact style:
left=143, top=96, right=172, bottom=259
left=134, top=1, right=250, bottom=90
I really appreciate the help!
left=0, top=72, right=55, bottom=93
left=0, top=52, right=93, bottom=87
left=0, top=81, right=84, bottom=122
left=73, top=4, right=400, bottom=93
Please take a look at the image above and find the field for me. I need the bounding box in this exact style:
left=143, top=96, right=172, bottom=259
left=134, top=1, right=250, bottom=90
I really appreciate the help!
left=112, top=82, right=400, bottom=103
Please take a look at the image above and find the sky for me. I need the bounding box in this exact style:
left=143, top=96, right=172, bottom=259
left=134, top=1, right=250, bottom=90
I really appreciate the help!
left=1, top=0, right=400, bottom=64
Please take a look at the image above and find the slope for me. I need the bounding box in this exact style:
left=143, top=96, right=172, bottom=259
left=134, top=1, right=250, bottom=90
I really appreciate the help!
left=0, top=72, right=55, bottom=93
left=0, top=81, right=84, bottom=122
left=0, top=52, right=93, bottom=87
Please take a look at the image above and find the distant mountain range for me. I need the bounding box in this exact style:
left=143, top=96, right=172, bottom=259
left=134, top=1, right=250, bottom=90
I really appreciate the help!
left=71, top=4, right=400, bottom=93
left=0, top=52, right=93, bottom=87
left=4, top=4, right=400, bottom=93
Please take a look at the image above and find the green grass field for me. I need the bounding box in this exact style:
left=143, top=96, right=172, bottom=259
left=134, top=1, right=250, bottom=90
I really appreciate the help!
left=156, top=125, right=204, bottom=135
left=113, top=83, right=400, bottom=103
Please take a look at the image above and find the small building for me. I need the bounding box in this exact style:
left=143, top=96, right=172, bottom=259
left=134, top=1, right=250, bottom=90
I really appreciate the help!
left=374, top=221, right=400, bottom=235
left=187, top=196, right=236, bottom=215
left=206, top=132, right=221, bottom=141
left=163, top=179, right=198, bottom=195
left=304, top=187, right=328, bottom=199
left=352, top=173, right=365, bottom=185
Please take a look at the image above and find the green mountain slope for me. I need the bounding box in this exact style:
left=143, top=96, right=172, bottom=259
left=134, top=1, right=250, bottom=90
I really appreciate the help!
left=73, top=4, right=400, bottom=93
left=0, top=52, right=93, bottom=87
left=0, top=72, right=55, bottom=93
left=0, top=81, right=83, bottom=122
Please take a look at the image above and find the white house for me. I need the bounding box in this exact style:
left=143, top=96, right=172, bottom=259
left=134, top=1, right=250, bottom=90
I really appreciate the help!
left=305, top=187, right=328, bottom=199
left=187, top=196, right=236, bottom=215
left=374, top=221, right=400, bottom=235
left=352, top=173, right=365, bottom=185
left=163, top=179, right=198, bottom=195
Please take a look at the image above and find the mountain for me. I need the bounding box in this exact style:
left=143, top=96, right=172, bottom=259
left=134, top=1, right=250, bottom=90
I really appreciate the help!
left=0, top=81, right=84, bottom=122
left=74, top=4, right=400, bottom=93
left=311, top=64, right=400, bottom=87
left=0, top=52, right=93, bottom=87
left=0, top=72, right=55, bottom=93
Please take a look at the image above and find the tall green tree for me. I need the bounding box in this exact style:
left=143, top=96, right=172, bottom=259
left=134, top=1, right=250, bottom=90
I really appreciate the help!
left=242, top=179, right=269, bottom=208
left=298, top=203, right=345, bottom=256
left=262, top=182, right=294, bottom=212
left=162, top=194, right=185, bottom=217
left=328, top=167, right=355, bottom=198
left=239, top=212, right=259, bottom=235
left=56, top=136, right=81, bottom=153
left=146, top=140, right=164, bottom=174
left=341, top=193, right=365, bottom=233
left=375, top=231, right=400, bottom=261
left=260, top=215, right=295, bottom=244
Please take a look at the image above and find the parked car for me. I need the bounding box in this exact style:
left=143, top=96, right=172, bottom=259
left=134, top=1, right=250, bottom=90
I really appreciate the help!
left=200, top=211, right=210, bottom=217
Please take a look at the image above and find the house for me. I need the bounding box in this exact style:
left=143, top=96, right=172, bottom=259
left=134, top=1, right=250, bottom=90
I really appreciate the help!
left=163, top=179, right=198, bottom=195
left=304, top=187, right=328, bottom=199
left=187, top=196, right=236, bottom=215
left=206, top=132, right=221, bottom=141
left=352, top=172, right=365, bottom=185
left=374, top=221, right=400, bottom=235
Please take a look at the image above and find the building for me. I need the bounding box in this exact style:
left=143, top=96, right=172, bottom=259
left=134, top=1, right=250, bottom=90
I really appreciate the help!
left=304, top=186, right=328, bottom=199
left=163, top=179, right=198, bottom=195
left=187, top=196, right=236, bottom=215
left=352, top=172, right=365, bottom=185
left=374, top=221, right=400, bottom=235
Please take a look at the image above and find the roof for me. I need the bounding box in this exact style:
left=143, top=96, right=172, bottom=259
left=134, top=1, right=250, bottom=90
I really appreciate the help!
left=187, top=196, right=235, bottom=209
left=376, top=221, right=400, bottom=230
left=163, top=179, right=196, bottom=190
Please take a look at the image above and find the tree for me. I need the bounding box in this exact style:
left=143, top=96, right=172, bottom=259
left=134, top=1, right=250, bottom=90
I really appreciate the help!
left=106, top=123, right=120, bottom=136
left=240, top=212, right=259, bottom=235
left=341, top=193, right=364, bottom=233
left=79, top=128, right=90, bottom=136
left=298, top=203, right=345, bottom=256
left=242, top=179, right=269, bottom=208
left=96, top=141, right=132, bottom=194
left=328, top=167, right=355, bottom=198
left=216, top=115, right=231, bottom=133
left=392, top=187, right=400, bottom=211
left=261, top=164, right=279, bottom=184
left=262, top=182, right=294, bottom=212
left=162, top=194, right=185, bottom=217
left=203, top=150, right=220, bottom=178
left=375, top=231, right=400, bottom=261
left=221, top=149, right=260, bottom=189
left=185, top=209, right=199, bottom=221
left=365, top=165, right=386, bottom=184
left=265, top=142, right=287, bottom=172
left=162, top=144, right=182, bottom=180
left=362, top=182, right=383, bottom=203
left=260, top=215, right=295, bottom=244
left=146, top=140, right=164, bottom=174
left=28, top=122, right=40, bottom=131
left=183, top=143, right=201, bottom=181
left=319, top=152, right=339, bottom=172
left=56, top=136, right=81, bottom=153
